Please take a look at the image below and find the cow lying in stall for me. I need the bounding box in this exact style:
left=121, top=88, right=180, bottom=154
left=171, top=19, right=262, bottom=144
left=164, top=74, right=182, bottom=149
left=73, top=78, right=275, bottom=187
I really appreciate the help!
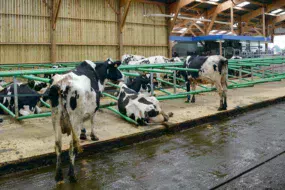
left=180, top=55, right=228, bottom=111
left=118, top=82, right=172, bottom=125
left=0, top=83, right=41, bottom=116
left=122, top=54, right=146, bottom=65
left=123, top=55, right=182, bottom=88
left=47, top=59, right=123, bottom=183
left=28, top=65, right=63, bottom=93
left=126, top=75, right=151, bottom=96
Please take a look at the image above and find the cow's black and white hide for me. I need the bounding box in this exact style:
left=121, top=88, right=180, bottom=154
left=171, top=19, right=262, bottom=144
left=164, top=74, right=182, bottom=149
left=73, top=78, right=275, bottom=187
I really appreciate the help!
left=126, top=75, right=151, bottom=96
left=181, top=55, right=228, bottom=111
left=28, top=80, right=48, bottom=93
left=122, top=54, right=146, bottom=65
left=118, top=83, right=170, bottom=125
left=0, top=83, right=41, bottom=116
left=229, top=56, right=243, bottom=77
left=47, top=59, right=123, bottom=183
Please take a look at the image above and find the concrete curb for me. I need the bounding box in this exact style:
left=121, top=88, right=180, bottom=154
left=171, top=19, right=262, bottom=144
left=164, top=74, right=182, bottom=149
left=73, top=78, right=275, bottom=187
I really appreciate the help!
left=0, top=96, right=285, bottom=177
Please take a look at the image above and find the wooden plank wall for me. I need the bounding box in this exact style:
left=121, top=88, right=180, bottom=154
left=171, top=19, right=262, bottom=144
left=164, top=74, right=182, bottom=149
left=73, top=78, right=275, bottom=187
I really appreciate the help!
left=0, top=0, right=168, bottom=64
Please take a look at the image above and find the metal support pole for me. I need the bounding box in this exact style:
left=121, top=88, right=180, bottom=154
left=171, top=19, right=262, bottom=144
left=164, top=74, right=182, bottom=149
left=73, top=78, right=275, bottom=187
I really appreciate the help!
left=239, top=67, right=242, bottom=82
left=251, top=66, right=253, bottom=81
left=262, top=68, right=265, bottom=78
left=150, top=73, right=154, bottom=96
left=13, top=77, right=19, bottom=118
left=173, top=70, right=177, bottom=94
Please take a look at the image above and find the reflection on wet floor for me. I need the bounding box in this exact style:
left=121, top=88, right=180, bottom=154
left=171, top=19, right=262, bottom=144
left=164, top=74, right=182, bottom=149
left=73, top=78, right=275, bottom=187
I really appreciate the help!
left=0, top=103, right=285, bottom=190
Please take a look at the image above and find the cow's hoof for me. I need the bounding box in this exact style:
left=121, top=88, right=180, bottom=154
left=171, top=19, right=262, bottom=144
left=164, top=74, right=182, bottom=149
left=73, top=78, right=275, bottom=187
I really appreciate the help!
left=191, top=99, right=195, bottom=103
left=218, top=107, right=223, bottom=111
left=90, top=134, right=99, bottom=141
left=69, top=175, right=77, bottom=183
left=80, top=133, right=87, bottom=140
left=0, top=118, right=3, bottom=123
left=185, top=100, right=190, bottom=103
left=80, top=129, right=87, bottom=140
left=55, top=170, right=64, bottom=182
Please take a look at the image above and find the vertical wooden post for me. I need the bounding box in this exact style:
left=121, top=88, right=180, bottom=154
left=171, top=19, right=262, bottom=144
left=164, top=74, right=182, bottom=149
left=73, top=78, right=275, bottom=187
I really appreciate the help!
left=230, top=2, right=234, bottom=34
left=166, top=5, right=172, bottom=58
left=50, top=0, right=57, bottom=64
left=262, top=7, right=266, bottom=37
left=118, top=3, right=123, bottom=59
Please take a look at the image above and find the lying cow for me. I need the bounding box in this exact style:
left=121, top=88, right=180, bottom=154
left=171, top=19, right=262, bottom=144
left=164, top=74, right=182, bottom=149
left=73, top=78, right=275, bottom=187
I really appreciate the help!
left=180, top=55, right=228, bottom=111
left=122, top=54, right=145, bottom=65
left=47, top=59, right=123, bottom=183
left=118, top=83, right=171, bottom=125
left=0, top=83, right=41, bottom=116
left=126, top=75, right=151, bottom=96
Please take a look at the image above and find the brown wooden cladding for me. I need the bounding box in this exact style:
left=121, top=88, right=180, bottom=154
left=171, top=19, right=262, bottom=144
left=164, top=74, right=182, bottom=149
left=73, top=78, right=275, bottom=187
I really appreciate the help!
left=0, top=0, right=168, bottom=64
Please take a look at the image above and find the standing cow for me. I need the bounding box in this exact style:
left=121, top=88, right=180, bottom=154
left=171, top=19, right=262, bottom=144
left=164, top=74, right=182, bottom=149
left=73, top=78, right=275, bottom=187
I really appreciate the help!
left=118, top=83, right=172, bottom=125
left=0, top=83, right=41, bottom=116
left=181, top=55, right=228, bottom=111
left=47, top=59, right=123, bottom=183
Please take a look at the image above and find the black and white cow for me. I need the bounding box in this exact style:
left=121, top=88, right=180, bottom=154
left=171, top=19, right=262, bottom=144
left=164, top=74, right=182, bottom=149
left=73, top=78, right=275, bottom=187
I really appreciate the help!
left=122, top=54, right=146, bottom=65
left=118, top=83, right=171, bottom=125
left=28, top=80, right=48, bottom=92
left=0, top=83, right=41, bottom=116
left=126, top=75, right=151, bottom=96
left=47, top=59, right=123, bottom=183
left=181, top=55, right=228, bottom=111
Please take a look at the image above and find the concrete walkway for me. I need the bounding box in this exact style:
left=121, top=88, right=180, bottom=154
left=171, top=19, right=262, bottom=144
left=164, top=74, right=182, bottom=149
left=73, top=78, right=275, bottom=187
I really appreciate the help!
left=0, top=80, right=284, bottom=165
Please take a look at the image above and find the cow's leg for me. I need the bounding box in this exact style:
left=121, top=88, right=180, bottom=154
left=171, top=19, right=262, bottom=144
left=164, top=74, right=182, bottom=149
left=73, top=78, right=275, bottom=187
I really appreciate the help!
left=90, top=113, right=99, bottom=141
left=191, top=80, right=196, bottom=103
left=221, top=79, right=228, bottom=110
left=215, top=83, right=224, bottom=111
left=68, top=137, right=77, bottom=183
left=52, top=108, right=64, bottom=183
left=185, top=80, right=191, bottom=103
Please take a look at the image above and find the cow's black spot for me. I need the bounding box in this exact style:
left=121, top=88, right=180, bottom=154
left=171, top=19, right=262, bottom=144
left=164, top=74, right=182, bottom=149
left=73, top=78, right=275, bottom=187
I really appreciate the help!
left=70, top=91, right=78, bottom=110
left=49, top=85, right=60, bottom=107
left=213, top=64, right=217, bottom=71
left=147, top=109, right=159, bottom=117
left=138, top=97, right=153, bottom=105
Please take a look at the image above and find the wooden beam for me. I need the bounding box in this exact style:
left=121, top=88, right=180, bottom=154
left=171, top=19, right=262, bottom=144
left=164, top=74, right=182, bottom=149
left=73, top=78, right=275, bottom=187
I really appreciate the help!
left=193, top=23, right=205, bottom=34
left=262, top=7, right=266, bottom=36
left=50, top=0, right=57, bottom=64
left=170, top=0, right=195, bottom=31
left=181, top=23, right=194, bottom=36
left=118, top=2, right=123, bottom=59
left=185, top=3, right=202, bottom=11
left=106, top=0, right=119, bottom=15
left=274, top=14, right=285, bottom=24
left=207, top=0, right=246, bottom=17
left=52, top=0, right=62, bottom=30
left=230, top=2, right=234, bottom=34
left=195, top=0, right=218, bottom=5
left=120, top=0, right=132, bottom=32
left=134, top=0, right=165, bottom=6
left=233, top=7, right=251, bottom=12
left=242, top=0, right=285, bottom=22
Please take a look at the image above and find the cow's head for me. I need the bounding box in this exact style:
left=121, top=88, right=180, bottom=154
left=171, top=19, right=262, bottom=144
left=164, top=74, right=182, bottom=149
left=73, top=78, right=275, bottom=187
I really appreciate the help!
left=106, top=58, right=124, bottom=82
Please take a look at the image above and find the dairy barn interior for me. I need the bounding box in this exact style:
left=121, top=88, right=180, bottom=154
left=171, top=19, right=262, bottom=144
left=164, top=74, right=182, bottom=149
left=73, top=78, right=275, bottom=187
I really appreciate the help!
left=0, top=0, right=285, bottom=189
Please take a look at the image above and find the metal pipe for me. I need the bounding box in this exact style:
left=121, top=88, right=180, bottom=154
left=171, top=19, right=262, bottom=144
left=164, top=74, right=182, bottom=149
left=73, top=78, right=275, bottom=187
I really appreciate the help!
left=0, top=102, right=15, bottom=118
left=20, top=75, right=51, bottom=83
left=18, top=112, right=52, bottom=120
left=102, top=92, right=118, bottom=100
left=0, top=68, right=73, bottom=77
left=13, top=77, right=19, bottom=118
left=121, top=72, right=140, bottom=77
left=137, top=68, right=173, bottom=74
left=40, top=99, right=51, bottom=108
left=120, top=63, right=183, bottom=70
left=164, top=67, right=199, bottom=72
left=173, top=70, right=177, bottom=94
left=156, top=78, right=186, bottom=90
left=106, top=82, right=120, bottom=89
left=144, top=14, right=230, bottom=25
left=106, top=107, right=138, bottom=126
left=150, top=73, right=154, bottom=96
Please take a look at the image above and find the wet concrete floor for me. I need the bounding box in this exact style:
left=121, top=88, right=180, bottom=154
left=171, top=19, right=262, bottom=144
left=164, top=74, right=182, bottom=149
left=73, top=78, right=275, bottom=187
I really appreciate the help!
left=0, top=103, right=285, bottom=190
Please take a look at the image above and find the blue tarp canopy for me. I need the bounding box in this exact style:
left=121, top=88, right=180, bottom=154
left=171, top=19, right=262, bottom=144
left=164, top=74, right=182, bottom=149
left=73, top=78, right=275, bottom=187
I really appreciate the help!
left=169, top=35, right=271, bottom=42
